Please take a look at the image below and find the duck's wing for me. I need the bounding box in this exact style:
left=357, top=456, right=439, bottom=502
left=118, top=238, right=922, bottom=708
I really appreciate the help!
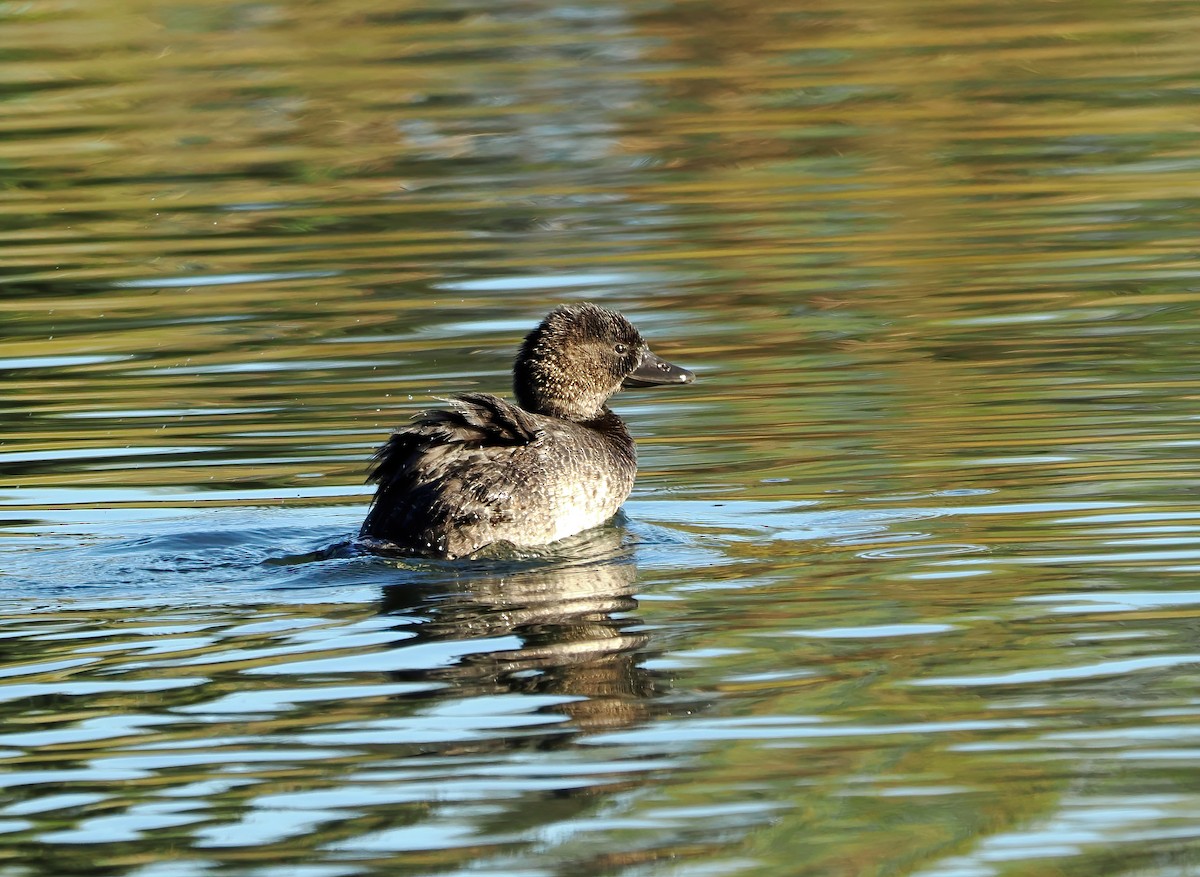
left=364, top=393, right=541, bottom=486
left=360, top=394, right=547, bottom=550
left=420, top=392, right=543, bottom=447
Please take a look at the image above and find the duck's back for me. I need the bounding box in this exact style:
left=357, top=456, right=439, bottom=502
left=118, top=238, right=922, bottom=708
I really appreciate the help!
left=359, top=393, right=636, bottom=558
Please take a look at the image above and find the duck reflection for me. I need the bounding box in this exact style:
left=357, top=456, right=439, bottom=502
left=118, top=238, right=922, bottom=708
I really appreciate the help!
left=376, top=521, right=663, bottom=732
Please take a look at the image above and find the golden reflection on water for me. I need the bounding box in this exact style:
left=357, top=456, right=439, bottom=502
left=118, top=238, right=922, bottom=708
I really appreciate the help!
left=3, top=0, right=1200, bottom=874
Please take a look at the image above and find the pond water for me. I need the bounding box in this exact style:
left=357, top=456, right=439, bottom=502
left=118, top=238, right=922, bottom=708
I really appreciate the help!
left=4, top=0, right=1200, bottom=875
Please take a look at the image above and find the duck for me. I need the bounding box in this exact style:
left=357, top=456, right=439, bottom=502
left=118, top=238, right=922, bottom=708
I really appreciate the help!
left=359, top=302, right=694, bottom=558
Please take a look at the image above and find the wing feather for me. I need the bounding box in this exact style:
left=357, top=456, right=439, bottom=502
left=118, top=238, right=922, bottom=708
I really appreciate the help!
left=360, top=394, right=543, bottom=551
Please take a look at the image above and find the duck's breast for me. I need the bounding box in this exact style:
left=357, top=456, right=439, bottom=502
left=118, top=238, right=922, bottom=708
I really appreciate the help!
left=500, top=413, right=637, bottom=546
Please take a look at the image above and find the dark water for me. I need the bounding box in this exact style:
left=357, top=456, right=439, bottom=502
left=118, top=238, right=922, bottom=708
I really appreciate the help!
left=4, top=0, right=1200, bottom=874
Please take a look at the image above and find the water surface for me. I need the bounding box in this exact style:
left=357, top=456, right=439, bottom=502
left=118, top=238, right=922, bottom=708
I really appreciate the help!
left=4, top=0, right=1200, bottom=875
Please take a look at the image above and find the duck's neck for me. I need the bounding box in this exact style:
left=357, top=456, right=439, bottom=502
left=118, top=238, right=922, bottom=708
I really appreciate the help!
left=520, top=394, right=611, bottom=422
left=513, top=363, right=613, bottom=421
left=580, top=406, right=636, bottom=463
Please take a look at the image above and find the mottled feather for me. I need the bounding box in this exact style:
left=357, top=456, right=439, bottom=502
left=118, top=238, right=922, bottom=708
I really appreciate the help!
left=359, top=303, right=691, bottom=558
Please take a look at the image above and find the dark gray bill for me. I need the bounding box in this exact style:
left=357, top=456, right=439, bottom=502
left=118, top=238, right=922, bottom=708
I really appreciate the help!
left=623, top=348, right=695, bottom=388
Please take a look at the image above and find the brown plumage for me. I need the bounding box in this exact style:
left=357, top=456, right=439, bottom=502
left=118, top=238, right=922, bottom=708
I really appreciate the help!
left=359, top=303, right=694, bottom=558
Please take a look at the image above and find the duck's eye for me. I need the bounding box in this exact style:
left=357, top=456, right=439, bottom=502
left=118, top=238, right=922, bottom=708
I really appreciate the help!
left=614, top=343, right=628, bottom=355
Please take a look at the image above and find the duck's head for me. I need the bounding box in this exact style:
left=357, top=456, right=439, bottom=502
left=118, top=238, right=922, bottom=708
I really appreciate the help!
left=513, top=302, right=694, bottom=421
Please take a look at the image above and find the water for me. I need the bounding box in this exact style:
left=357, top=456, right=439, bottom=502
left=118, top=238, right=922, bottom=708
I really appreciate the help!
left=4, top=0, right=1200, bottom=874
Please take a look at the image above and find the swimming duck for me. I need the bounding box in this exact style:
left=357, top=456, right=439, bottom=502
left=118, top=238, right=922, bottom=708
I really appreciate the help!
left=359, top=302, right=694, bottom=558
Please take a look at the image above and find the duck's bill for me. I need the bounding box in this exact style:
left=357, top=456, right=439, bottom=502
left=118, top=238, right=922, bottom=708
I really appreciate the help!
left=623, top=348, right=695, bottom=388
